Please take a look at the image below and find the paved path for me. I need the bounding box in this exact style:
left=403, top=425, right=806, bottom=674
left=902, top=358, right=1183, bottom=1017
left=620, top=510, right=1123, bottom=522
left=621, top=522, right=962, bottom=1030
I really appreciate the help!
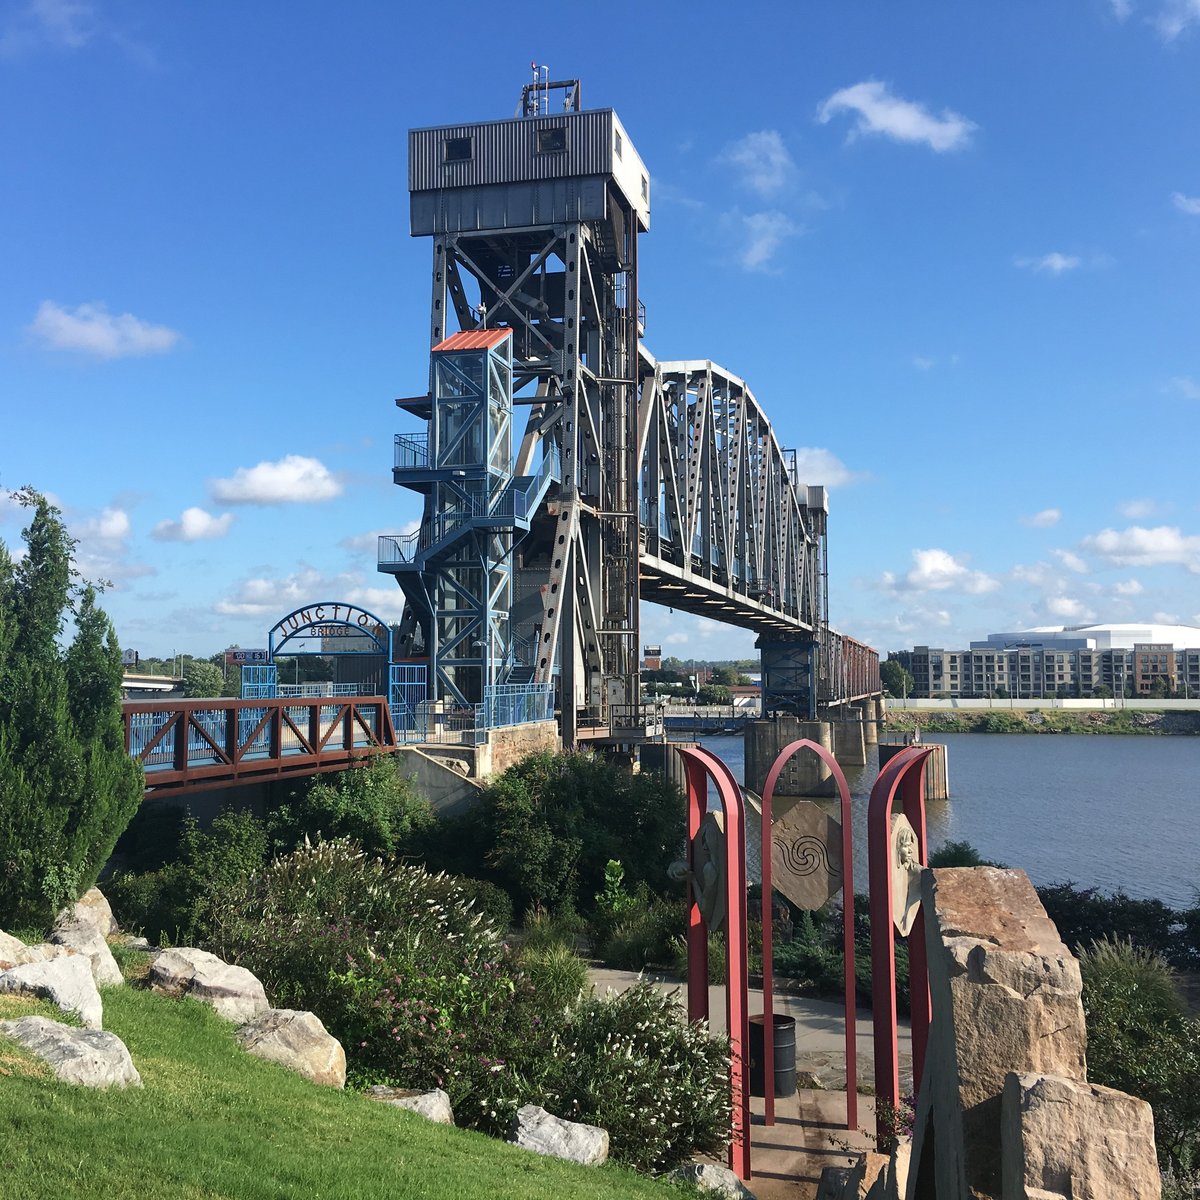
left=588, top=968, right=914, bottom=1198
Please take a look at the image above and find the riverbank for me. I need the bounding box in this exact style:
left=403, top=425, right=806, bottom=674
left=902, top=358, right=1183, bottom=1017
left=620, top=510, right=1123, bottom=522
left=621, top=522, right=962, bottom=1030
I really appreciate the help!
left=883, top=707, right=1200, bottom=735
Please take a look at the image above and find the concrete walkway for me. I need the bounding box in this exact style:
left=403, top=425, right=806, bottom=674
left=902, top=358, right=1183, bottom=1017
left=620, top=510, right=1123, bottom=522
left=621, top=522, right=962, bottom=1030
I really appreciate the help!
left=588, top=968, right=913, bottom=1199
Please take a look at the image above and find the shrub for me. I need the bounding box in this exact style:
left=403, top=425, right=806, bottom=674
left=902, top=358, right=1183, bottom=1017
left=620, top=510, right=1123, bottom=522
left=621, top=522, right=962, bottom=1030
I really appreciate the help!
left=1080, top=937, right=1200, bottom=1171
left=601, top=896, right=684, bottom=970
left=545, top=982, right=732, bottom=1172
left=520, top=905, right=586, bottom=954
left=449, top=876, right=513, bottom=933
left=207, top=840, right=560, bottom=1135
left=928, top=839, right=1007, bottom=869
left=669, top=930, right=727, bottom=985
left=517, top=943, right=590, bottom=1013
left=434, top=751, right=685, bottom=917
left=107, top=807, right=268, bottom=945
left=1038, top=882, right=1181, bottom=964
left=267, top=755, right=433, bottom=857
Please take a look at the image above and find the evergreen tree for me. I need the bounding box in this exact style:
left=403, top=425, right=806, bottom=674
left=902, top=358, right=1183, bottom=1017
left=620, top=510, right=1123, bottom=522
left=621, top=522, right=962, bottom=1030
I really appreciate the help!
left=0, top=490, right=142, bottom=927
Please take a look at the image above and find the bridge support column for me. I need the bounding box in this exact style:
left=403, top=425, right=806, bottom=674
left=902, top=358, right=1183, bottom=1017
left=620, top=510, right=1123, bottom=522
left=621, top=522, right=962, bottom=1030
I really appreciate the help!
left=745, top=716, right=834, bottom=797
left=857, top=699, right=879, bottom=746
left=827, top=710, right=867, bottom=766
left=639, top=742, right=693, bottom=795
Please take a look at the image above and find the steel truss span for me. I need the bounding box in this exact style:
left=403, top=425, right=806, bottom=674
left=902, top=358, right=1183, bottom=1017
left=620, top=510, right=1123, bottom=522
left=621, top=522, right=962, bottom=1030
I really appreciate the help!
left=636, top=352, right=826, bottom=640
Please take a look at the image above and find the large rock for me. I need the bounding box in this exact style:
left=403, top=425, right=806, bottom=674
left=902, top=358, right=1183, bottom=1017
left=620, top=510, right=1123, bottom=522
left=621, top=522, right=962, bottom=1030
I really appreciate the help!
left=49, top=922, right=123, bottom=987
left=366, top=1084, right=455, bottom=1124
left=668, top=1162, right=757, bottom=1197
left=0, top=1015, right=140, bottom=1087
left=908, top=868, right=1089, bottom=1200
left=510, top=1104, right=609, bottom=1165
left=57, top=887, right=119, bottom=937
left=1002, top=1072, right=1161, bottom=1200
left=0, top=955, right=103, bottom=1029
left=236, top=1009, right=345, bottom=1088
left=149, top=948, right=268, bottom=1022
left=0, top=933, right=76, bottom=970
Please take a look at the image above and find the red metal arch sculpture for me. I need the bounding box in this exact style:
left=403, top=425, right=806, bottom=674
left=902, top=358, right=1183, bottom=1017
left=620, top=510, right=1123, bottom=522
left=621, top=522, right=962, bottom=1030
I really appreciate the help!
left=867, top=745, right=934, bottom=1144
left=760, top=739, right=858, bottom=1129
left=677, top=744, right=752, bottom=1181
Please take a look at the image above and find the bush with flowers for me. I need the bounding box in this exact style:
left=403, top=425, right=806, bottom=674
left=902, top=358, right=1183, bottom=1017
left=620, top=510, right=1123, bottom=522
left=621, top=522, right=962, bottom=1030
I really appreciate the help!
left=208, top=839, right=733, bottom=1169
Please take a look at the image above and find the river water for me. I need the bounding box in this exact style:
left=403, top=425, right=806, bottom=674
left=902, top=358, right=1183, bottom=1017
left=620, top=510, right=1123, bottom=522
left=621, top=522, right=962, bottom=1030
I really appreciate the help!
left=698, top=733, right=1199, bottom=910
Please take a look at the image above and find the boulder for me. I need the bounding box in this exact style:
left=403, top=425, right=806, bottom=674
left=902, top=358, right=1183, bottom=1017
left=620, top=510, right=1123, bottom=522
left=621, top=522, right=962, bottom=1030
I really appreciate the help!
left=49, top=922, right=123, bottom=987
left=57, top=887, right=119, bottom=937
left=0, top=1015, right=140, bottom=1087
left=908, top=868, right=1089, bottom=1200
left=149, top=947, right=268, bottom=1022
left=0, top=955, right=103, bottom=1028
left=236, top=1009, right=346, bottom=1088
left=1001, top=1072, right=1161, bottom=1200
left=124, top=936, right=152, bottom=951
left=0, top=933, right=76, bottom=970
left=366, top=1085, right=455, bottom=1125
left=510, top=1104, right=609, bottom=1165
left=667, top=1162, right=757, bottom=1197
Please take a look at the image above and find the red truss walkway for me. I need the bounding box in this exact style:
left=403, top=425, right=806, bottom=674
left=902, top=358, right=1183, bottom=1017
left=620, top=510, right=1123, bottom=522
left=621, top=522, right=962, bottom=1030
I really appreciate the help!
left=123, top=696, right=398, bottom=796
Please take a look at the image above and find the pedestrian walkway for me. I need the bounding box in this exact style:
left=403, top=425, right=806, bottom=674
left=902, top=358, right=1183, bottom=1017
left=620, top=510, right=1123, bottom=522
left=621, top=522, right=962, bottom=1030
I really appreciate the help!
left=588, top=967, right=913, bottom=1199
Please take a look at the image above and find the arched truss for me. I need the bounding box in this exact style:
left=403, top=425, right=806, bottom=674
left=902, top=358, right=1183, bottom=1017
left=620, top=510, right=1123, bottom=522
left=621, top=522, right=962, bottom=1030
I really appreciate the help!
left=636, top=352, right=827, bottom=639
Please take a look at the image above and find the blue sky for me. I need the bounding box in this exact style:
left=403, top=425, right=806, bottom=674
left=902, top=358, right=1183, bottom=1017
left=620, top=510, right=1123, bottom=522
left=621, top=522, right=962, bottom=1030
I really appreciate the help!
left=2, top=0, right=1198, bottom=661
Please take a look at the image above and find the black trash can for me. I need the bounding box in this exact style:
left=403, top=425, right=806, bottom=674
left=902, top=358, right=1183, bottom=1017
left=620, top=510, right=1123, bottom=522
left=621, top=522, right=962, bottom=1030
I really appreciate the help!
left=748, top=1013, right=796, bottom=1098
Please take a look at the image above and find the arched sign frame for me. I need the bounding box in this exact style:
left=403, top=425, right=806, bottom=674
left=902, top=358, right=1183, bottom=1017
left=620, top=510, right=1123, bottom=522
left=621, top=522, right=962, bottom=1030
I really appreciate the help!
left=267, top=602, right=394, bottom=661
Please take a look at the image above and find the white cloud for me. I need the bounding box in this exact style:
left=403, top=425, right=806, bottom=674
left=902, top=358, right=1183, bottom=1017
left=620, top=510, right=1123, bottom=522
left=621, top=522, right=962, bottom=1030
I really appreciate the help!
left=912, top=356, right=936, bottom=371
left=1046, top=595, right=1096, bottom=621
left=1166, top=376, right=1200, bottom=400
left=1015, top=253, right=1081, bottom=275
left=215, top=566, right=406, bottom=622
left=152, top=506, right=234, bottom=542
left=816, top=80, right=976, bottom=152
left=723, top=209, right=803, bottom=272
left=28, top=301, right=182, bottom=359
left=1, top=0, right=94, bottom=57
left=720, top=130, right=796, bottom=196
left=1110, top=0, right=1134, bottom=18
left=77, top=506, right=131, bottom=541
left=210, top=455, right=342, bottom=505
left=881, top=548, right=999, bottom=594
left=790, top=447, right=865, bottom=489
left=1114, top=579, right=1144, bottom=595
left=1152, top=609, right=1181, bottom=623
left=1022, top=508, right=1061, bottom=528
left=1119, top=497, right=1157, bottom=518
left=1080, top=524, right=1200, bottom=572
left=1054, top=549, right=1088, bottom=573
left=1171, top=191, right=1200, bottom=215
left=1154, top=0, right=1200, bottom=40
left=342, top=522, right=419, bottom=555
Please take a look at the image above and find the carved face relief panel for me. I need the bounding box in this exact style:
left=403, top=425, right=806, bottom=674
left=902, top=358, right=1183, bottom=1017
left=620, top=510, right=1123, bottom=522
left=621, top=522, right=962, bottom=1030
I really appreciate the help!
left=890, top=812, right=923, bottom=937
left=770, top=800, right=843, bottom=912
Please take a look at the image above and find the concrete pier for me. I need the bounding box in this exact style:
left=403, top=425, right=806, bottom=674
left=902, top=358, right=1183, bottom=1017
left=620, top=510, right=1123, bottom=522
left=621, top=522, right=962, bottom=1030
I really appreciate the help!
left=878, top=740, right=950, bottom=799
left=745, top=716, right=835, bottom=797
left=830, top=713, right=867, bottom=766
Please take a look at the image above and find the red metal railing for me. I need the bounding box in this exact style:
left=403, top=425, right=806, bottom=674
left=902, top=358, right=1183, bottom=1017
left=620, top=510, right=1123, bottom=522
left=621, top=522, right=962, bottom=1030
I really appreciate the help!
left=123, top=696, right=398, bottom=796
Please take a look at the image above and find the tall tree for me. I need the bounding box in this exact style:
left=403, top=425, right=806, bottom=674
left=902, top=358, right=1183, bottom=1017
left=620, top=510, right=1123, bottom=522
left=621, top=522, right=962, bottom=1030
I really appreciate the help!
left=0, top=490, right=142, bottom=926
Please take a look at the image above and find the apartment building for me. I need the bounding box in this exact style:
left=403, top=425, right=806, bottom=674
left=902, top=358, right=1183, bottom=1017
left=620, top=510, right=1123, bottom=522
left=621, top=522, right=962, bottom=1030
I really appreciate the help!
left=903, top=623, right=1200, bottom=698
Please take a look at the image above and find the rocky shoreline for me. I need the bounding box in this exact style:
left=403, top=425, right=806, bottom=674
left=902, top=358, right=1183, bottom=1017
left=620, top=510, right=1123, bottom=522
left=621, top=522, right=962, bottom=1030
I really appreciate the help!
left=883, top=708, right=1200, bottom=736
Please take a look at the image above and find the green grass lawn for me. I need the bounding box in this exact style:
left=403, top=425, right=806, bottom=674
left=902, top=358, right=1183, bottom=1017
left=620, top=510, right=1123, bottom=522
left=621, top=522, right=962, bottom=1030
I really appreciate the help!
left=0, top=956, right=690, bottom=1200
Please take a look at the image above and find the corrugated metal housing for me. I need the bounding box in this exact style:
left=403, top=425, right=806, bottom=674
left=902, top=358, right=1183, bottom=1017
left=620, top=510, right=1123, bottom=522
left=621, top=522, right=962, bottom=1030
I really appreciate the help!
left=408, top=109, right=650, bottom=235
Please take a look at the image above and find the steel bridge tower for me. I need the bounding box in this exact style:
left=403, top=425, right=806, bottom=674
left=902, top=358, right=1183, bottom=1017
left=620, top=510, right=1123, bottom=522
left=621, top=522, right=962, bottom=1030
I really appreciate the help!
left=396, top=78, right=649, bottom=741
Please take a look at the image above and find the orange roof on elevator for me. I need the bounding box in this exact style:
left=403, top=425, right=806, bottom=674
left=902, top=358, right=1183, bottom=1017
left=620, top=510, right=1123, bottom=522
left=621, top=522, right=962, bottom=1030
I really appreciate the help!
left=432, top=329, right=513, bottom=352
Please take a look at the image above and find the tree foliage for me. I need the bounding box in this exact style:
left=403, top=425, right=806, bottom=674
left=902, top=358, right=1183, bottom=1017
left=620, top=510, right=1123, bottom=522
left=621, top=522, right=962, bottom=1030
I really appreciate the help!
left=880, top=658, right=914, bottom=698
left=0, top=489, right=143, bottom=925
left=182, top=659, right=225, bottom=698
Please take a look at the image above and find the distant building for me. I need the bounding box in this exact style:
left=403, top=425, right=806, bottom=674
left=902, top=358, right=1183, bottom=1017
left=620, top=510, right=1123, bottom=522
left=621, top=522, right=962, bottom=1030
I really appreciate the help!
left=902, top=623, right=1200, bottom=698
left=642, top=645, right=662, bottom=671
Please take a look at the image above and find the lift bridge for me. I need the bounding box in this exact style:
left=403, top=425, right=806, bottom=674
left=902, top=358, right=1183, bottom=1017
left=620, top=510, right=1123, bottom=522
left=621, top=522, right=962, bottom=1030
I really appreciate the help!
left=378, top=78, right=879, bottom=745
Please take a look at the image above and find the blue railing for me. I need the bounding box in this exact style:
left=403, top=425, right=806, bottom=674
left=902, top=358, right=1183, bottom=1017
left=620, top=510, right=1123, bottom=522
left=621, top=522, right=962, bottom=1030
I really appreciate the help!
left=394, top=432, right=430, bottom=470
left=483, top=682, right=555, bottom=728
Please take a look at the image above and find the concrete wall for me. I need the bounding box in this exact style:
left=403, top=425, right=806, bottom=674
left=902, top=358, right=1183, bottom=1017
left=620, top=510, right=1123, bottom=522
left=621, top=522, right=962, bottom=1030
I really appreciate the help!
left=744, top=716, right=834, bottom=797
left=888, top=696, right=1200, bottom=711
left=477, top=720, right=560, bottom=778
